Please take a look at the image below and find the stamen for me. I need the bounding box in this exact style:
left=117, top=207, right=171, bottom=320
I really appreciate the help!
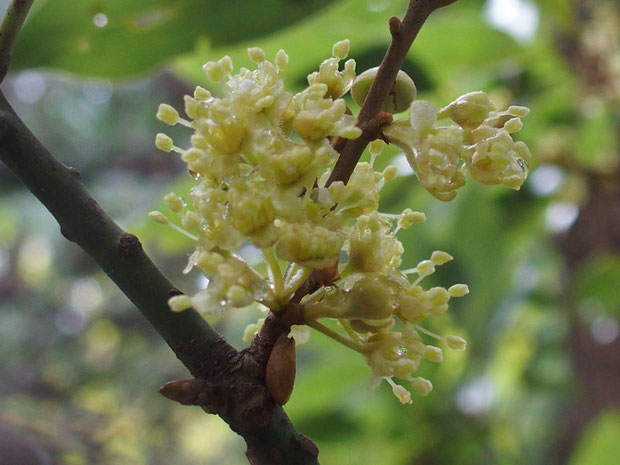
left=415, top=324, right=445, bottom=342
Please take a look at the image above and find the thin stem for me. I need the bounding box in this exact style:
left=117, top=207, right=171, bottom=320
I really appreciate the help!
left=307, top=320, right=369, bottom=354
left=256, top=294, right=279, bottom=312
left=0, top=0, right=35, bottom=82
left=281, top=265, right=312, bottom=301
left=262, top=248, right=284, bottom=297
left=327, top=0, right=458, bottom=186
left=169, top=222, right=199, bottom=241
left=415, top=324, right=445, bottom=341
left=339, top=319, right=362, bottom=341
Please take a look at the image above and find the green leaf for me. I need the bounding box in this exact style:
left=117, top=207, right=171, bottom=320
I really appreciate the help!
left=12, top=0, right=335, bottom=78
left=173, top=0, right=409, bottom=88
left=569, top=411, right=620, bottom=465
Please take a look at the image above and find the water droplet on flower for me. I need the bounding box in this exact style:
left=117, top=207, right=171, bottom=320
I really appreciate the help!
left=395, top=346, right=407, bottom=357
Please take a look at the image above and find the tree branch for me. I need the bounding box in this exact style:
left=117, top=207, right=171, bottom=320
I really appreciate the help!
left=327, top=0, right=458, bottom=186
left=0, top=0, right=34, bottom=82
left=0, top=90, right=318, bottom=464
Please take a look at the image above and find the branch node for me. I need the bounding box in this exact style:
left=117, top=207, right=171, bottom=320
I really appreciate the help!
left=118, top=233, right=142, bottom=258
left=0, top=0, right=35, bottom=82
left=389, top=16, right=402, bottom=36
left=360, top=111, right=393, bottom=140
left=168, top=288, right=183, bottom=298
left=296, top=434, right=319, bottom=457
left=67, top=166, right=82, bottom=180
left=159, top=378, right=209, bottom=405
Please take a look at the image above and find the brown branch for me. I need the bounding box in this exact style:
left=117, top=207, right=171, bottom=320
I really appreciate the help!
left=0, top=0, right=34, bottom=82
left=327, top=0, right=458, bottom=186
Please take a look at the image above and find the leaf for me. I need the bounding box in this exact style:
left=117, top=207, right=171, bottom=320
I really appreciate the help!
left=172, top=0, right=518, bottom=90
left=12, top=0, right=335, bottom=78
left=569, top=411, right=620, bottom=465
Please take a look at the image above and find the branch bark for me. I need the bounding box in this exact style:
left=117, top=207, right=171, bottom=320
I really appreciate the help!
left=0, top=0, right=34, bottom=81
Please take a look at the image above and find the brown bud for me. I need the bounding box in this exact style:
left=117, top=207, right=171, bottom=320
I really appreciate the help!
left=266, top=334, right=296, bottom=406
left=159, top=378, right=208, bottom=405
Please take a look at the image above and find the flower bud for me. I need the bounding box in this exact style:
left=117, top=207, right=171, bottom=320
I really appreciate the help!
left=193, top=86, right=211, bottom=100
left=504, top=117, right=523, bottom=133
left=247, top=47, right=266, bottom=63
left=155, top=133, right=173, bottom=152
left=398, top=209, right=426, bottom=229
left=382, top=165, right=398, bottom=181
left=409, top=100, right=437, bottom=133
left=369, top=139, right=385, bottom=157
left=168, top=295, right=193, bottom=312
left=332, top=39, right=350, bottom=60
left=423, top=345, right=443, bottom=362
left=431, top=250, right=453, bottom=265
left=507, top=105, right=530, bottom=117
left=411, top=377, right=433, bottom=396
left=275, top=49, right=289, bottom=71
left=448, top=284, right=469, bottom=297
left=164, top=193, right=185, bottom=213
left=148, top=211, right=169, bottom=224
left=351, top=67, right=417, bottom=113
left=202, top=61, right=225, bottom=81
left=415, top=259, right=435, bottom=277
left=446, top=335, right=467, bottom=351
left=442, top=91, right=494, bottom=129
left=218, top=55, right=233, bottom=74
left=345, top=276, right=396, bottom=320
left=182, top=211, right=202, bottom=231
left=157, top=104, right=179, bottom=126
left=391, top=384, right=412, bottom=404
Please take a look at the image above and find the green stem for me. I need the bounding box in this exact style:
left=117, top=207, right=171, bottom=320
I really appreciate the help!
left=262, top=248, right=283, bottom=297
left=281, top=264, right=312, bottom=301
left=307, top=320, right=369, bottom=354
left=0, top=0, right=35, bottom=82
left=339, top=319, right=361, bottom=341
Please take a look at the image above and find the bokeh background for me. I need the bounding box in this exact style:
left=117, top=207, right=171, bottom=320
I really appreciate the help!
left=0, top=0, right=618, bottom=464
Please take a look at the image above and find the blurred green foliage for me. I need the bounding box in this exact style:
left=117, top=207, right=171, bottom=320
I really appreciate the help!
left=1, top=0, right=618, bottom=464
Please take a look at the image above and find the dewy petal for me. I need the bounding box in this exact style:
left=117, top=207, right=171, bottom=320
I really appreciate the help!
left=409, top=101, right=437, bottom=134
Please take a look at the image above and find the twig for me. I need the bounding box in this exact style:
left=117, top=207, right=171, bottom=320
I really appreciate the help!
left=0, top=0, right=34, bottom=82
left=327, top=0, right=459, bottom=186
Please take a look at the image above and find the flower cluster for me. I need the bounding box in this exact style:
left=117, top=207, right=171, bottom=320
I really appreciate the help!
left=384, top=91, right=531, bottom=201
left=151, top=42, right=531, bottom=403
